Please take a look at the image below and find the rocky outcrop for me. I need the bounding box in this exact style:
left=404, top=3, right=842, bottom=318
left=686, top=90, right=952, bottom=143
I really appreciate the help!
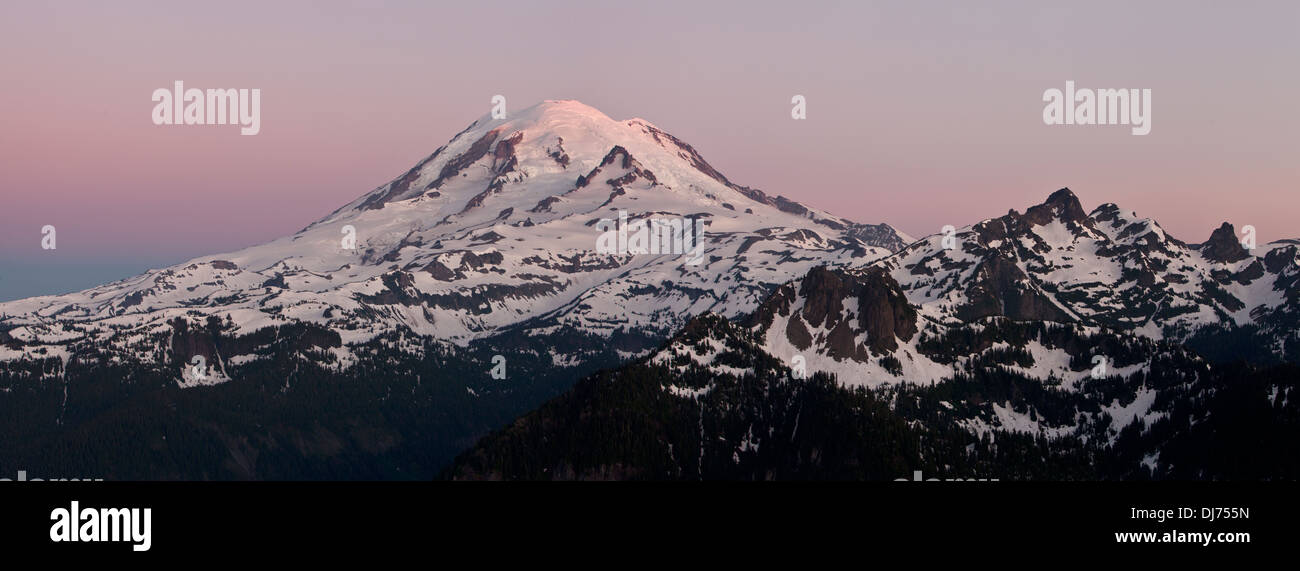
left=1198, top=222, right=1250, bottom=264
left=856, top=268, right=917, bottom=354
left=958, top=255, right=1072, bottom=322
left=575, top=146, right=657, bottom=189
left=756, top=267, right=918, bottom=361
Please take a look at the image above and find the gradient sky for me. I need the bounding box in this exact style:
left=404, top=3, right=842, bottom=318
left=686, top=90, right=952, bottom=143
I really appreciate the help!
left=1, top=0, right=1297, bottom=300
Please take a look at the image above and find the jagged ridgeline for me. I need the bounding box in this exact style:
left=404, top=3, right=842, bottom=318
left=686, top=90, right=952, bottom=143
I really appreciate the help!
left=448, top=189, right=1300, bottom=480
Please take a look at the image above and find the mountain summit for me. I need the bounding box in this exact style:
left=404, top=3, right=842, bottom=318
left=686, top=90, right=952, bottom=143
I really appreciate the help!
left=0, top=100, right=907, bottom=373
left=0, top=100, right=914, bottom=478
left=1021, top=187, right=1091, bottom=226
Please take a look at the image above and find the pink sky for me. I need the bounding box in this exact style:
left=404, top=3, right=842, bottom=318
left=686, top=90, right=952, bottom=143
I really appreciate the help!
left=1, top=0, right=1297, bottom=273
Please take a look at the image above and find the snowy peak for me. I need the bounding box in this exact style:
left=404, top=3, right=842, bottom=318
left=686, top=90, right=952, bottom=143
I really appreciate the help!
left=0, top=100, right=907, bottom=371
left=315, top=100, right=893, bottom=236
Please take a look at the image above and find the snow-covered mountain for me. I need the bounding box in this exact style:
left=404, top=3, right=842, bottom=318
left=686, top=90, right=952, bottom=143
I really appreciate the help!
left=447, top=190, right=1300, bottom=480
left=2, top=101, right=1293, bottom=480
left=744, top=188, right=1300, bottom=389
left=0, top=100, right=908, bottom=378
left=602, top=188, right=1299, bottom=473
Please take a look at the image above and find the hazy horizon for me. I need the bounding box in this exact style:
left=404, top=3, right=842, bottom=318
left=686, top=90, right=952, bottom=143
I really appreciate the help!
left=2, top=0, right=1297, bottom=301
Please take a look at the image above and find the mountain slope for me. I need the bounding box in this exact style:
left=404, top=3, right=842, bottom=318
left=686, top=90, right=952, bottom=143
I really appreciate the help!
left=0, top=101, right=909, bottom=479
left=739, top=189, right=1300, bottom=455
left=449, top=189, right=1300, bottom=480
left=447, top=314, right=1093, bottom=481
left=0, top=100, right=906, bottom=376
left=751, top=188, right=1300, bottom=390
left=448, top=310, right=1300, bottom=480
